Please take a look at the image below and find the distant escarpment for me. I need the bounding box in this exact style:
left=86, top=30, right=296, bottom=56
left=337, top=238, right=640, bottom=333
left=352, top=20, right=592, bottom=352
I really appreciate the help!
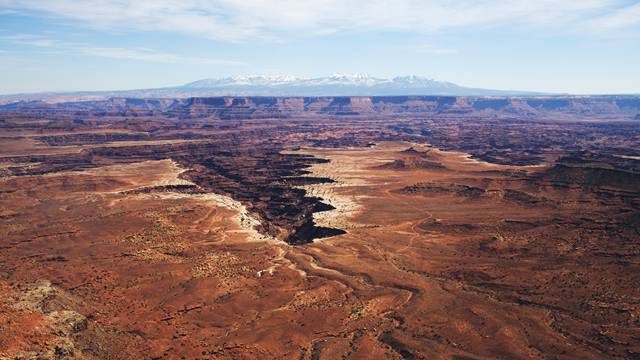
left=166, top=95, right=640, bottom=119
left=3, top=95, right=640, bottom=120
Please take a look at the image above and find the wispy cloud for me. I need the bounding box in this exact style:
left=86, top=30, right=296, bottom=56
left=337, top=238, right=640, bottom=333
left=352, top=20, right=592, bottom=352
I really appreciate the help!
left=586, top=2, right=640, bottom=30
left=1, top=1, right=639, bottom=42
left=1, top=34, right=65, bottom=47
left=75, top=46, right=246, bottom=65
left=414, top=44, right=459, bottom=55
left=0, top=8, right=24, bottom=15
left=0, top=34, right=246, bottom=65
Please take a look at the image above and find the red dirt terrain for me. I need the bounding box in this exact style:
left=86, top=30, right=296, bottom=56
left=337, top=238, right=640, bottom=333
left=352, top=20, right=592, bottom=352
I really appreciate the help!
left=1, top=96, right=639, bottom=359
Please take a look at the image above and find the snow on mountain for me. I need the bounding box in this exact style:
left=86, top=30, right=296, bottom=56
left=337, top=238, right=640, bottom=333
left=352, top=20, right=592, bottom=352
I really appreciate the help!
left=0, top=75, right=544, bottom=103
left=185, top=74, right=449, bottom=89
left=179, top=74, right=508, bottom=95
left=186, top=75, right=304, bottom=87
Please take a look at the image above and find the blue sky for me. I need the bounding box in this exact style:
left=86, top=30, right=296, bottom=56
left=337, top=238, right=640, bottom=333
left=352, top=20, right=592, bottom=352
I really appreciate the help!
left=1, top=0, right=639, bottom=94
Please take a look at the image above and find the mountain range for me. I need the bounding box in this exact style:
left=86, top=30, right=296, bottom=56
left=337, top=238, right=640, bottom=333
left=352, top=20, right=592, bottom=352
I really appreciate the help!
left=0, top=74, right=543, bottom=104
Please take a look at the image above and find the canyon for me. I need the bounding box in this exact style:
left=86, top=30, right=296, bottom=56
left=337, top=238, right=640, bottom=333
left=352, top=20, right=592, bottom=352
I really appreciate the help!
left=1, top=95, right=639, bottom=359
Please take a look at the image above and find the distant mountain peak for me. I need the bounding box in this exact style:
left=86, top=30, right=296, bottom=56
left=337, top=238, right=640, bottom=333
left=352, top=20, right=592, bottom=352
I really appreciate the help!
left=0, top=75, right=546, bottom=104
left=183, top=74, right=462, bottom=91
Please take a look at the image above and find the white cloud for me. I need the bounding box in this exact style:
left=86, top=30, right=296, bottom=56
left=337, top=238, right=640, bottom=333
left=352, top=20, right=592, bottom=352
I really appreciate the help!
left=76, top=46, right=246, bottom=65
left=0, top=34, right=65, bottom=47
left=0, top=8, right=23, bottom=15
left=1, top=0, right=638, bottom=42
left=414, top=44, right=459, bottom=55
left=0, top=34, right=246, bottom=65
left=586, top=2, right=640, bottom=30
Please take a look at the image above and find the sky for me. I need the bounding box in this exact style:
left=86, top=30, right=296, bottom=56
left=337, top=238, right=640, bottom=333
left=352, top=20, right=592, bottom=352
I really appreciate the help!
left=0, top=0, right=639, bottom=95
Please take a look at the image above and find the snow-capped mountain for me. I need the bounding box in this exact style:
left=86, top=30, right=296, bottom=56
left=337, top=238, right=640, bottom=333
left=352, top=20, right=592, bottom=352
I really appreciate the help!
left=185, top=75, right=303, bottom=87
left=188, top=74, right=445, bottom=88
left=185, top=74, right=382, bottom=88
left=179, top=74, right=529, bottom=96
left=0, top=74, right=542, bottom=104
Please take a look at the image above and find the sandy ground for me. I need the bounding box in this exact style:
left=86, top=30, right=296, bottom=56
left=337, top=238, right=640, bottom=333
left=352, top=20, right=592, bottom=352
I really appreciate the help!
left=1, top=142, right=638, bottom=359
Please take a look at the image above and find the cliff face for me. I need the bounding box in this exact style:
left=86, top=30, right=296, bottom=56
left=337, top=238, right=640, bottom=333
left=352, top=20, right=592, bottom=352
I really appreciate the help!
left=3, top=95, right=640, bottom=120
left=168, top=96, right=461, bottom=118
left=165, top=95, right=640, bottom=119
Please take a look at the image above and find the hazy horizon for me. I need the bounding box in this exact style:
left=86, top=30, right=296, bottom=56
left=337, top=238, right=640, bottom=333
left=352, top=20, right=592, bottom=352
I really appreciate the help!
left=2, top=73, right=640, bottom=97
